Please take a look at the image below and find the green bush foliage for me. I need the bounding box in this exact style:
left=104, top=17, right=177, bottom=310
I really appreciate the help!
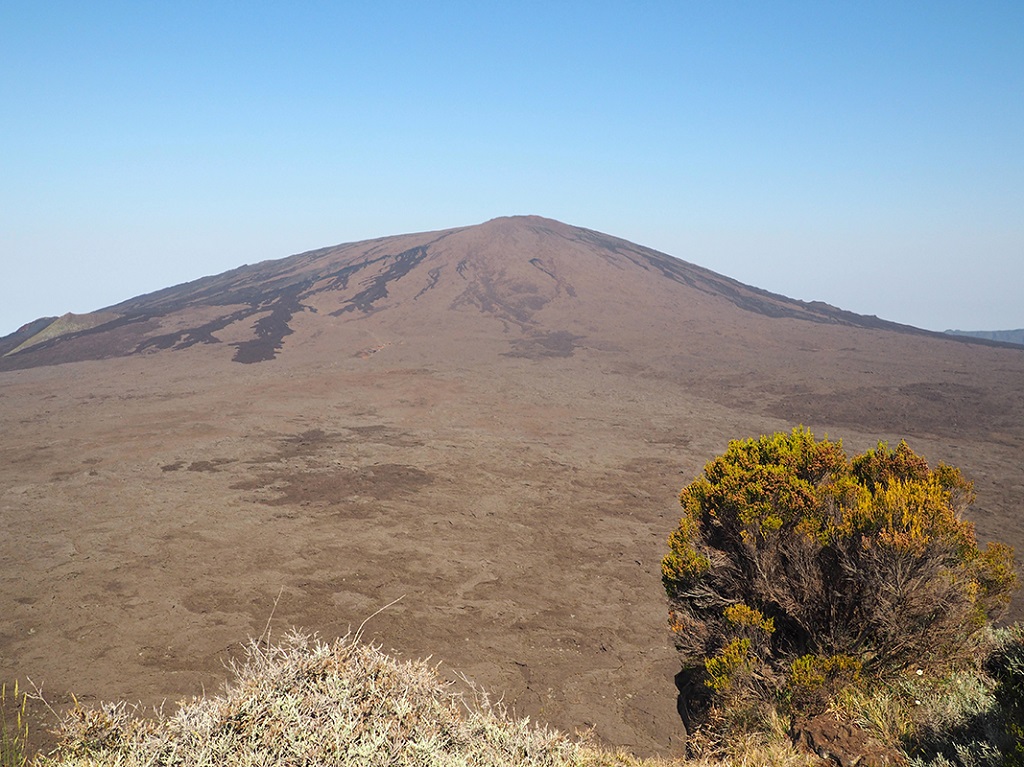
left=662, top=428, right=1018, bottom=718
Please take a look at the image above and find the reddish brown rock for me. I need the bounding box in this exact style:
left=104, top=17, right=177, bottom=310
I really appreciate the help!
left=793, top=714, right=906, bottom=767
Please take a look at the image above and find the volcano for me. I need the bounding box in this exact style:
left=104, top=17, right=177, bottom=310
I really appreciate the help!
left=2, top=216, right=1022, bottom=755
left=0, top=215, right=944, bottom=371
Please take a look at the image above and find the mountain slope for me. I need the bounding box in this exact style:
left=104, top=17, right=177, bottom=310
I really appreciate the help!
left=2, top=216, right=934, bottom=371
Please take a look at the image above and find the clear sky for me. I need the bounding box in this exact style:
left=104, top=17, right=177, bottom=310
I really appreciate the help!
left=2, top=1, right=1022, bottom=336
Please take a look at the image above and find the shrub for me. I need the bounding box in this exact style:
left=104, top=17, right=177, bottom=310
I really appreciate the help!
left=662, top=428, right=1017, bottom=721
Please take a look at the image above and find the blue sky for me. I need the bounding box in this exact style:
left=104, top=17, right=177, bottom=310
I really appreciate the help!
left=2, top=1, right=1022, bottom=336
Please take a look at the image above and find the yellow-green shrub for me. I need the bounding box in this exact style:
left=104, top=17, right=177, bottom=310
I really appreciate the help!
left=786, top=654, right=861, bottom=713
left=705, top=639, right=754, bottom=694
left=662, top=428, right=1017, bottom=722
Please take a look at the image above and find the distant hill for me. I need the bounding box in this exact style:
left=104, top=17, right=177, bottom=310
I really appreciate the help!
left=945, top=328, right=1024, bottom=346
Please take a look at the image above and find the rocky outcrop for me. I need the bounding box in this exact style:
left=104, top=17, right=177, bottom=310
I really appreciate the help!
left=793, top=714, right=905, bottom=767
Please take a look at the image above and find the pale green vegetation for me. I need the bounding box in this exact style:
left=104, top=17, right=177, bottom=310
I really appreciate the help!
left=4, top=313, right=118, bottom=358
left=827, top=624, right=1024, bottom=765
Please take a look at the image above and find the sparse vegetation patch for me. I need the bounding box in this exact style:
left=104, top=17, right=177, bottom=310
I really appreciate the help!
left=34, top=632, right=661, bottom=767
left=1, top=682, right=28, bottom=767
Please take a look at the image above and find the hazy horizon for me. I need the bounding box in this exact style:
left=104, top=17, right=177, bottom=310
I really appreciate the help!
left=2, top=2, right=1022, bottom=337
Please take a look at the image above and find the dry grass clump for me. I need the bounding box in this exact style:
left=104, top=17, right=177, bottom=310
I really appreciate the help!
left=34, top=630, right=669, bottom=767
left=683, top=707, right=819, bottom=767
